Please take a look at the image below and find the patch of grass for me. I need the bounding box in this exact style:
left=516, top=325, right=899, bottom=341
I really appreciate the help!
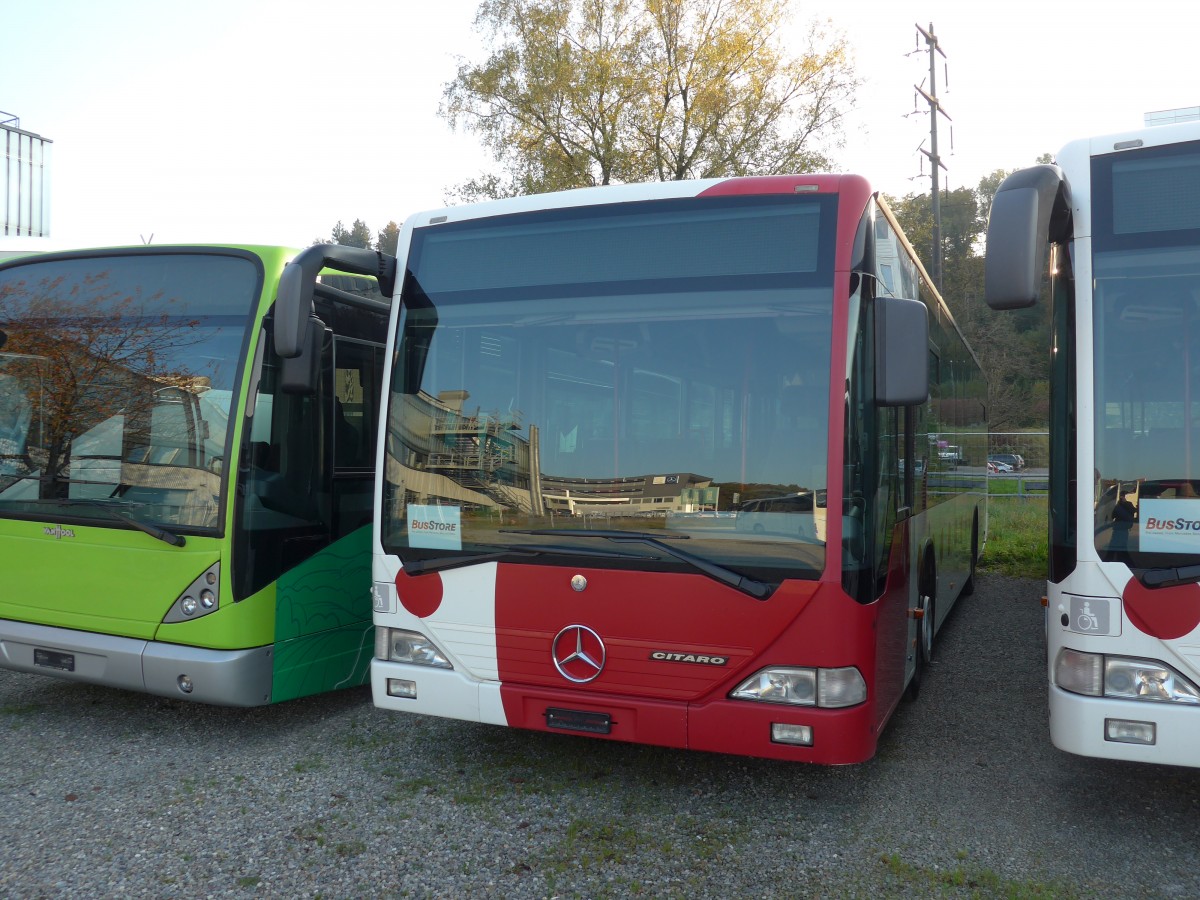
left=1, top=702, right=40, bottom=715
left=294, top=822, right=327, bottom=846
left=292, top=755, right=325, bottom=774
left=677, top=814, right=744, bottom=862
left=340, top=720, right=393, bottom=751
left=879, top=852, right=1083, bottom=897
left=334, top=840, right=366, bottom=857
left=452, top=785, right=497, bottom=805
left=987, top=475, right=1048, bottom=497
left=981, top=498, right=1048, bottom=579
left=384, top=775, right=438, bottom=801
left=569, top=819, right=642, bottom=866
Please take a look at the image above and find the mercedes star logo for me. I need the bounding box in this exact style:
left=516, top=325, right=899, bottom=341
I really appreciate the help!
left=552, top=624, right=606, bottom=683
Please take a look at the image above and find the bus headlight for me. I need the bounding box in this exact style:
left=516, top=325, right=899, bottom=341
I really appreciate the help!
left=163, top=563, right=221, bottom=624
left=1055, top=648, right=1103, bottom=696
left=374, top=627, right=452, bottom=669
left=732, top=667, right=816, bottom=705
left=818, top=666, right=869, bottom=708
left=730, top=666, right=866, bottom=708
left=1056, top=649, right=1200, bottom=704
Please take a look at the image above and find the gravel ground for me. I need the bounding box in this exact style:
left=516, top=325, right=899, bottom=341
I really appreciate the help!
left=3, top=573, right=1200, bottom=899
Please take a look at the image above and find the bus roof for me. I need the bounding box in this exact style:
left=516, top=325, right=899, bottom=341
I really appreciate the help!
left=403, top=174, right=873, bottom=230
left=1058, top=117, right=1200, bottom=163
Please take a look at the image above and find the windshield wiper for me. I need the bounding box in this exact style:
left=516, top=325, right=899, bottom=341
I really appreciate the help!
left=400, top=543, right=647, bottom=577
left=501, top=529, right=775, bottom=600
left=1138, top=564, right=1200, bottom=589
left=52, top=499, right=186, bottom=548
left=401, top=550, right=530, bottom=576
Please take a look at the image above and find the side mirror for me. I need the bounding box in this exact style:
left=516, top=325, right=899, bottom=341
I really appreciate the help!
left=984, top=165, right=1070, bottom=310
left=274, top=244, right=398, bottom=359
left=280, top=316, right=324, bottom=395
left=874, top=295, right=929, bottom=407
left=274, top=263, right=312, bottom=359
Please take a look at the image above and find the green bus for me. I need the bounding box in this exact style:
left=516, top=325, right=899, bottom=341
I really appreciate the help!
left=0, top=243, right=394, bottom=704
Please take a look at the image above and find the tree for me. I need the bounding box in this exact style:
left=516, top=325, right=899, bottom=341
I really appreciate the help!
left=887, top=165, right=1056, bottom=431
left=329, top=219, right=374, bottom=249
left=312, top=220, right=403, bottom=256
left=376, top=221, right=402, bottom=257
left=443, top=0, right=859, bottom=200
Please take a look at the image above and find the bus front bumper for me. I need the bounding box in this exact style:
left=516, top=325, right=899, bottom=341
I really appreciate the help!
left=371, top=659, right=880, bottom=764
left=0, top=618, right=273, bottom=706
left=1049, top=686, right=1200, bottom=768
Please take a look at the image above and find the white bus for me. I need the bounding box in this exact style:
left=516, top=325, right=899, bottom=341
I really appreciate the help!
left=986, top=118, right=1200, bottom=766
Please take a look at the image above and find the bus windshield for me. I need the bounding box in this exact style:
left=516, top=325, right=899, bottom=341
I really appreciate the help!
left=1092, top=143, right=1200, bottom=565
left=382, top=195, right=835, bottom=580
left=0, top=252, right=259, bottom=533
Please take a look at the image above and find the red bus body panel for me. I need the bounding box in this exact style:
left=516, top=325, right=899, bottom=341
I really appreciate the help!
left=493, top=556, right=908, bottom=764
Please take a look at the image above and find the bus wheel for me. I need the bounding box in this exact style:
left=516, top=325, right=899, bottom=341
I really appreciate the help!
left=919, top=588, right=935, bottom=664
left=961, top=512, right=980, bottom=597
left=908, top=560, right=936, bottom=701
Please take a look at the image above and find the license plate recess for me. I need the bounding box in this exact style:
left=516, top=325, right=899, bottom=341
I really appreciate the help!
left=34, top=648, right=75, bottom=672
left=545, top=707, right=612, bottom=735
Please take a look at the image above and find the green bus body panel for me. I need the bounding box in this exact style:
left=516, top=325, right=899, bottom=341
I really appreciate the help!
left=0, top=520, right=222, bottom=639
left=152, top=582, right=274, bottom=648
left=270, top=524, right=374, bottom=702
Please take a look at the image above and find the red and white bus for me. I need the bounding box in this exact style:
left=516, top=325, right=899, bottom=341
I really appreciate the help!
left=368, top=175, right=986, bottom=763
left=986, top=118, right=1200, bottom=766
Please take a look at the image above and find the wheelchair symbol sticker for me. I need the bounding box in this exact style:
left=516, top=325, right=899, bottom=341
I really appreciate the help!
left=1069, top=596, right=1111, bottom=635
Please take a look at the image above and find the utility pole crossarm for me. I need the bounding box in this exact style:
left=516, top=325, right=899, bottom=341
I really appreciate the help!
left=918, top=146, right=949, bottom=172
left=915, top=23, right=946, bottom=58
left=914, top=85, right=952, bottom=121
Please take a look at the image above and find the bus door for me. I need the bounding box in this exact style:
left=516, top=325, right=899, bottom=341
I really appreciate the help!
left=234, top=311, right=385, bottom=700
left=331, top=337, right=384, bottom=540
left=235, top=321, right=332, bottom=601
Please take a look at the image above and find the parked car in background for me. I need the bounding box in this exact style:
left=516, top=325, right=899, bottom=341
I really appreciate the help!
left=988, top=453, right=1023, bottom=471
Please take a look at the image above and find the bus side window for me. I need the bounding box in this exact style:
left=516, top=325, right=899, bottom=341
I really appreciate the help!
left=334, top=398, right=359, bottom=468
left=333, top=339, right=382, bottom=472
left=331, top=338, right=384, bottom=539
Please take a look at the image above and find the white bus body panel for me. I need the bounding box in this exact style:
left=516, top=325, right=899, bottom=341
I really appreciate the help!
left=371, top=560, right=509, bottom=726
left=1047, top=563, right=1200, bottom=766
left=1047, top=119, right=1200, bottom=766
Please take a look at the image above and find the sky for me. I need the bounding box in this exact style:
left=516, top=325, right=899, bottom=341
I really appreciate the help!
left=4, top=0, right=1199, bottom=251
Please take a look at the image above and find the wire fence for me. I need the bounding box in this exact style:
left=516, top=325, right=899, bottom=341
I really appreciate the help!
left=988, top=432, right=1050, bottom=469
left=988, top=473, right=1050, bottom=502
left=988, top=432, right=1050, bottom=501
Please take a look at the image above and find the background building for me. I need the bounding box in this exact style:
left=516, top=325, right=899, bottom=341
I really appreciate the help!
left=2, top=113, right=52, bottom=239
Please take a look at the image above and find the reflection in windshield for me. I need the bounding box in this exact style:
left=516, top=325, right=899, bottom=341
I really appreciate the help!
left=0, top=253, right=257, bottom=531
left=382, top=197, right=834, bottom=578
left=1093, top=246, right=1200, bottom=562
